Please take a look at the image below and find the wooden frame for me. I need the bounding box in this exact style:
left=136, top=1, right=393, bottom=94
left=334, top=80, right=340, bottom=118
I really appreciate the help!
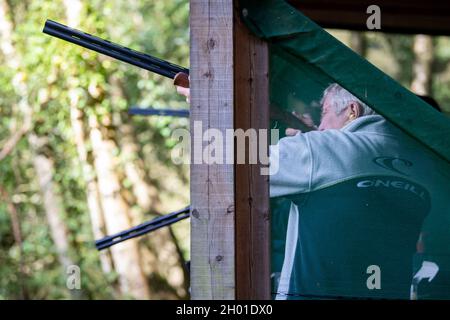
left=190, top=0, right=270, bottom=300
left=190, top=0, right=235, bottom=300
left=234, top=1, right=270, bottom=300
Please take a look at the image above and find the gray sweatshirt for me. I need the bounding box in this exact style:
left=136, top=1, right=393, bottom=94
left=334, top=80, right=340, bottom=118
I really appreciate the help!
left=269, top=115, right=450, bottom=299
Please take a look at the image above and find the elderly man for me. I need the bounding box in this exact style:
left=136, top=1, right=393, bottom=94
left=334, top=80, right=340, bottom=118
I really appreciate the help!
left=175, top=82, right=441, bottom=299
left=269, top=83, right=439, bottom=300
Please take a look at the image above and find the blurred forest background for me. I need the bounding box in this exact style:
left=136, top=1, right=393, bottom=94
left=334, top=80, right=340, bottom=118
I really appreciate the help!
left=0, top=0, right=190, bottom=299
left=0, top=0, right=449, bottom=300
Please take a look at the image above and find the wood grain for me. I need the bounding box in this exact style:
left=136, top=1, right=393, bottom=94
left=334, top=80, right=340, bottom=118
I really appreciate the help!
left=190, top=0, right=235, bottom=300
left=234, top=1, right=271, bottom=300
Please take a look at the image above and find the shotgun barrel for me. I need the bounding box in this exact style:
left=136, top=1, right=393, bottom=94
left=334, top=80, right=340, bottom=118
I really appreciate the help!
left=95, top=206, right=190, bottom=250
left=43, top=19, right=189, bottom=79
left=128, top=107, right=189, bottom=117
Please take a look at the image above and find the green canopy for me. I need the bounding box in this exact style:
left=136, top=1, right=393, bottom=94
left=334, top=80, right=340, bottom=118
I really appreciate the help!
left=240, top=0, right=450, bottom=164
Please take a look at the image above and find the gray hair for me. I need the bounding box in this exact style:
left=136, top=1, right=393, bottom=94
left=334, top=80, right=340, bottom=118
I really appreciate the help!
left=321, top=83, right=376, bottom=116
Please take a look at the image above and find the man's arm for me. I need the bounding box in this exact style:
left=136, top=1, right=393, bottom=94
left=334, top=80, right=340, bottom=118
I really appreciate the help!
left=269, top=134, right=312, bottom=198
left=174, top=74, right=190, bottom=102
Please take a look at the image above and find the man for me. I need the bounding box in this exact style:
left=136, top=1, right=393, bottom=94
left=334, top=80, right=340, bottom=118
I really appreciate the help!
left=175, top=82, right=447, bottom=299
left=269, top=83, right=450, bottom=299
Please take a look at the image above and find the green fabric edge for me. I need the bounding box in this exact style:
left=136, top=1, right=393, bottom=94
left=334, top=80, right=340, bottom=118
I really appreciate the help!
left=239, top=0, right=450, bottom=164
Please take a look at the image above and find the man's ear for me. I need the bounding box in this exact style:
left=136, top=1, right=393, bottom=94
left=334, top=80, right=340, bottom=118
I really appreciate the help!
left=349, top=102, right=362, bottom=118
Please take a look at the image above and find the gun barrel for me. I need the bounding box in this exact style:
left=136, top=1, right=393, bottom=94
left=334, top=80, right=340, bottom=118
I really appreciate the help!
left=128, top=107, right=189, bottom=117
left=43, top=20, right=189, bottom=79
left=95, top=206, right=190, bottom=250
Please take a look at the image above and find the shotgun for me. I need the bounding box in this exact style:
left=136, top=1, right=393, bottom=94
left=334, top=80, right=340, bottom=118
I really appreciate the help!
left=95, top=206, right=190, bottom=250
left=128, top=107, right=189, bottom=117
left=42, top=19, right=190, bottom=88
left=43, top=20, right=313, bottom=130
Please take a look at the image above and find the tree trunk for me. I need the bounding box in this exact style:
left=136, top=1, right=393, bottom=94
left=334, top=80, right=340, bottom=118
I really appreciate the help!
left=1, top=0, right=78, bottom=299
left=0, top=186, right=28, bottom=299
left=70, top=105, right=114, bottom=275
left=89, top=115, right=151, bottom=299
left=29, top=135, right=81, bottom=300
left=108, top=75, right=161, bottom=214
left=108, top=75, right=189, bottom=297
left=350, top=32, right=367, bottom=57
left=29, top=136, right=74, bottom=272
left=411, top=35, right=434, bottom=95
left=63, top=0, right=114, bottom=277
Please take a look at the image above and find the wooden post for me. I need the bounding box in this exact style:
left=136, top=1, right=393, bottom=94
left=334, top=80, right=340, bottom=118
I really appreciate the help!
left=190, top=0, right=235, bottom=299
left=190, top=0, right=270, bottom=300
left=234, top=3, right=271, bottom=300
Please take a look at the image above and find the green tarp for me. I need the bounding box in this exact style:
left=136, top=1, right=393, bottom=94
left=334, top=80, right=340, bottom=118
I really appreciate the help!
left=241, top=0, right=450, bottom=163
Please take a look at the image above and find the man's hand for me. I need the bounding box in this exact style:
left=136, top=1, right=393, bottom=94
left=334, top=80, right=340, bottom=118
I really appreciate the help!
left=285, top=128, right=302, bottom=136
left=285, top=112, right=317, bottom=136
left=176, top=86, right=190, bottom=103
left=174, top=72, right=190, bottom=103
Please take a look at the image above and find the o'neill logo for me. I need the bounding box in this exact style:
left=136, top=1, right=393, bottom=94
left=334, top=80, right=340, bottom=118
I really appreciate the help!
left=356, top=179, right=427, bottom=200
left=373, top=157, right=413, bottom=176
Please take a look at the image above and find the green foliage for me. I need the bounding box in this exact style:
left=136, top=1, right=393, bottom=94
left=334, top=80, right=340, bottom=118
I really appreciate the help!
left=0, top=0, right=189, bottom=299
left=433, top=37, right=450, bottom=114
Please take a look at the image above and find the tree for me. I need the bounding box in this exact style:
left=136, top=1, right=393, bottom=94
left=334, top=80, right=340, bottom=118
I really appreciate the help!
left=1, top=0, right=81, bottom=299
left=0, top=0, right=190, bottom=299
left=411, top=35, right=434, bottom=95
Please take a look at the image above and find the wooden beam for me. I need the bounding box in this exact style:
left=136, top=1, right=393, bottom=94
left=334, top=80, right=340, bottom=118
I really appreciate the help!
left=288, top=0, right=450, bottom=35
left=190, top=0, right=235, bottom=299
left=234, top=2, right=271, bottom=300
